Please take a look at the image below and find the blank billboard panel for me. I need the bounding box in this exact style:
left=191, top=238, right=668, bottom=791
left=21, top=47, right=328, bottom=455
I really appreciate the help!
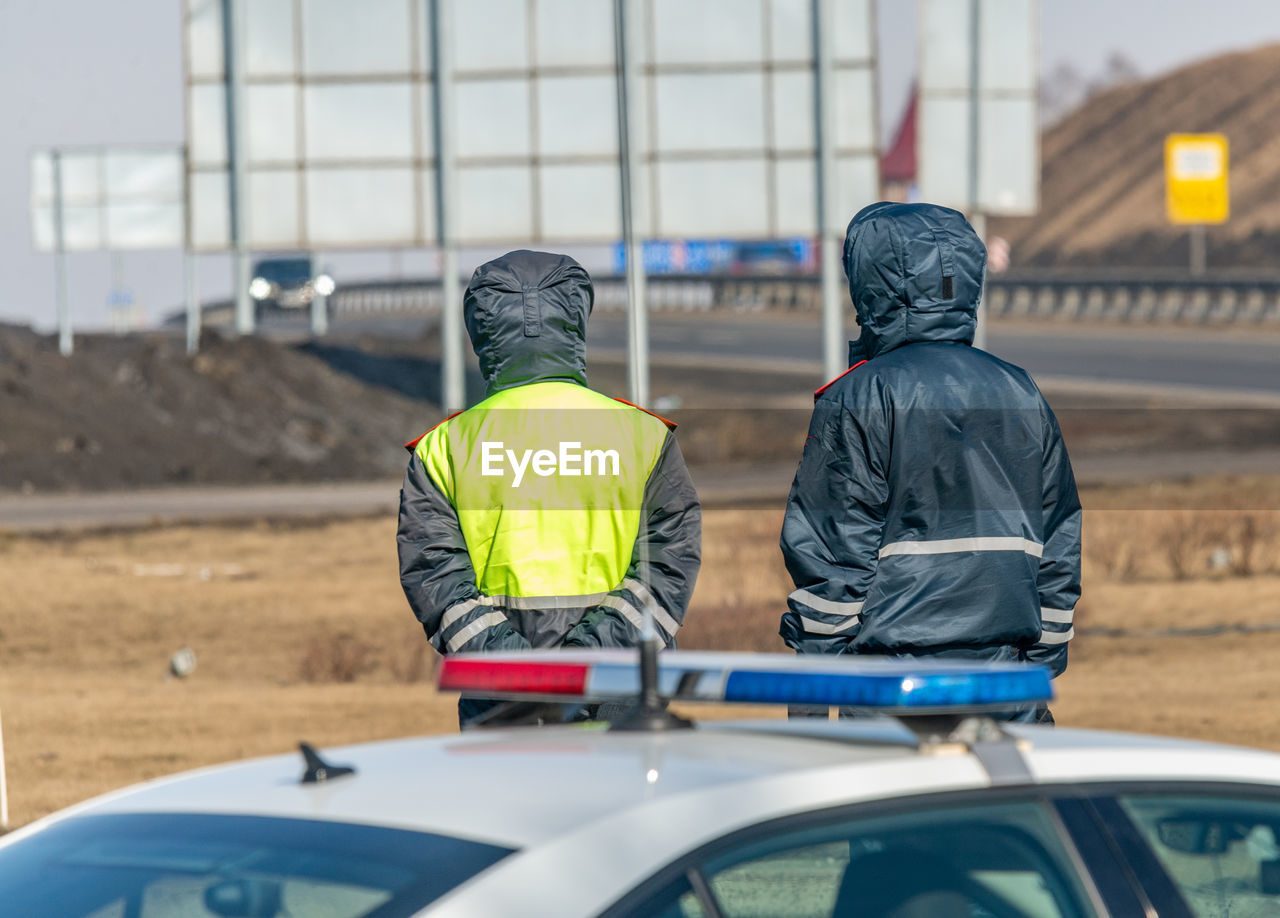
left=303, top=83, right=417, bottom=160
left=186, top=0, right=225, bottom=79
left=654, top=73, right=767, bottom=153
left=248, top=170, right=301, bottom=247
left=979, top=0, right=1035, bottom=91
left=306, top=168, right=421, bottom=246
left=106, top=203, right=186, bottom=250
left=536, top=0, right=614, bottom=67
left=540, top=164, right=622, bottom=239
left=772, top=71, right=815, bottom=152
left=184, top=0, right=878, bottom=247
left=917, top=0, right=1038, bottom=215
left=455, top=81, right=532, bottom=159
left=919, top=0, right=972, bottom=92
left=652, top=0, right=765, bottom=65
left=301, top=0, right=416, bottom=75
left=457, top=166, right=533, bottom=241
left=775, top=158, right=817, bottom=235
left=31, top=148, right=186, bottom=252
left=190, top=170, right=230, bottom=248
left=537, top=77, right=618, bottom=157
left=453, top=0, right=528, bottom=71
left=104, top=152, right=184, bottom=198
left=918, top=95, right=969, bottom=209
left=978, top=97, right=1037, bottom=213
left=245, top=0, right=297, bottom=77
left=656, top=159, right=770, bottom=237
left=835, top=153, right=879, bottom=231
left=189, top=83, right=229, bottom=167
left=247, top=85, right=299, bottom=163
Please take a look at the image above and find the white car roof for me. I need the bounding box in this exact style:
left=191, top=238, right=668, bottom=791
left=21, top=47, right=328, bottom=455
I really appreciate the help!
left=30, top=719, right=1280, bottom=854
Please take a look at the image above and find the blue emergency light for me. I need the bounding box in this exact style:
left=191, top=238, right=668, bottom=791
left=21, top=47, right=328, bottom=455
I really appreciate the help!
left=437, top=650, right=1053, bottom=713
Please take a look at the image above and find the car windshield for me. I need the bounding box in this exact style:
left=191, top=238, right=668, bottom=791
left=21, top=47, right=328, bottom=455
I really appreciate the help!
left=0, top=812, right=513, bottom=918
left=255, top=258, right=312, bottom=285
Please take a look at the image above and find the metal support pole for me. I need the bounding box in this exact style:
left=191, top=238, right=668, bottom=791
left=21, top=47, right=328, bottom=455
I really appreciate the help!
left=431, top=0, right=465, bottom=413
left=222, top=0, right=253, bottom=336
left=311, top=291, right=329, bottom=337
left=51, top=149, right=72, bottom=357
left=967, top=0, right=987, bottom=351
left=310, top=258, right=329, bottom=338
left=615, top=0, right=650, bottom=407
left=184, top=249, right=201, bottom=355
left=813, top=0, right=843, bottom=381
left=1190, top=224, right=1206, bottom=276
left=971, top=211, right=987, bottom=348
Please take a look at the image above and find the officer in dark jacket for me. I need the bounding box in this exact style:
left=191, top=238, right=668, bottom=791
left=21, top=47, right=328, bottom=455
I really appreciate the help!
left=780, top=203, right=1081, bottom=714
left=398, top=251, right=701, bottom=724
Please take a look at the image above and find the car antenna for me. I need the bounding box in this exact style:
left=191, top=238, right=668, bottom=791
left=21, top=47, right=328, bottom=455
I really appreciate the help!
left=298, top=742, right=356, bottom=783
left=610, top=563, right=692, bottom=732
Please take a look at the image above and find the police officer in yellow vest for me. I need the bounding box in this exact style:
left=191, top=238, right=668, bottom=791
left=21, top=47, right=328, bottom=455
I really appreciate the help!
left=398, top=250, right=702, bottom=723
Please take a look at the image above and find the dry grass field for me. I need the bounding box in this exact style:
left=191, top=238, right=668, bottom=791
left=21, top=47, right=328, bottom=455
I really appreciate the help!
left=2, top=476, right=1280, bottom=829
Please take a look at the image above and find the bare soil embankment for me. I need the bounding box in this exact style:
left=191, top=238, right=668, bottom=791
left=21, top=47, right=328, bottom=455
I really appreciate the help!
left=0, top=325, right=431, bottom=493
left=993, top=43, right=1280, bottom=267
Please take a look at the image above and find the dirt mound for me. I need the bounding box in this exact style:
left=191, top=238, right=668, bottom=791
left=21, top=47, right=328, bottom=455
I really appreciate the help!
left=0, top=324, right=441, bottom=494
left=992, top=43, right=1280, bottom=267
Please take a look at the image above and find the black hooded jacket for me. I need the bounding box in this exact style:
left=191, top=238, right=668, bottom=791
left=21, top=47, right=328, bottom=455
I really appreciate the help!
left=397, top=251, right=701, bottom=656
left=780, top=203, right=1081, bottom=676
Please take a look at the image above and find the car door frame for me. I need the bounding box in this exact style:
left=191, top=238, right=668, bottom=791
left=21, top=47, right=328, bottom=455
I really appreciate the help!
left=1058, top=780, right=1280, bottom=918
left=601, top=784, right=1152, bottom=918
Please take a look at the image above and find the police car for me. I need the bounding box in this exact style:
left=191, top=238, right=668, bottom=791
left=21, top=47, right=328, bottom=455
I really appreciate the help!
left=3, top=649, right=1279, bottom=918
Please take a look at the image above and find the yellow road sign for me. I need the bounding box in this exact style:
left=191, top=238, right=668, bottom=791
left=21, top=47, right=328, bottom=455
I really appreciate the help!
left=1165, top=134, right=1229, bottom=224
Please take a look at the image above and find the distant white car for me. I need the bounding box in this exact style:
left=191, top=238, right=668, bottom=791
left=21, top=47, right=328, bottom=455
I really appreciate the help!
left=3, top=650, right=1279, bottom=918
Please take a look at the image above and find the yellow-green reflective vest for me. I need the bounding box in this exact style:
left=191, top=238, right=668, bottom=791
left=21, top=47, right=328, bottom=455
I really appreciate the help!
left=415, top=381, right=670, bottom=601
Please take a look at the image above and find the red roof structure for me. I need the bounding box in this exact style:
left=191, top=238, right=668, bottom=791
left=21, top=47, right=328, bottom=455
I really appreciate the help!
left=881, top=86, right=917, bottom=184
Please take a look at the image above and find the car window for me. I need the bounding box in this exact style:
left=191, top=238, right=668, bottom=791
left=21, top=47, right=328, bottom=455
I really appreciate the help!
left=255, top=258, right=312, bottom=284
left=1119, top=793, right=1280, bottom=918
left=617, top=800, right=1096, bottom=918
left=0, top=812, right=513, bottom=918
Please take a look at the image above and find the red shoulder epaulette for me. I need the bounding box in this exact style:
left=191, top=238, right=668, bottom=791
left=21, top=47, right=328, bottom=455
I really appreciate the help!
left=814, top=360, right=868, bottom=400
left=612, top=397, right=678, bottom=431
left=403, top=409, right=464, bottom=451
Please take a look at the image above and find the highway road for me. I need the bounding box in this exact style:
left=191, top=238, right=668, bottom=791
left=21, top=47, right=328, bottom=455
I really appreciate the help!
left=583, top=314, right=1280, bottom=396
left=326, top=311, right=1278, bottom=396
left=18, top=311, right=1265, bottom=532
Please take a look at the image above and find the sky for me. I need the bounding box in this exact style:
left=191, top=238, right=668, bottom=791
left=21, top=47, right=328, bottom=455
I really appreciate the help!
left=3, top=0, right=1280, bottom=333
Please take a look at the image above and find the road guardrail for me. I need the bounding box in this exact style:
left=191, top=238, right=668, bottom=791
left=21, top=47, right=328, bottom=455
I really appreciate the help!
left=191, top=271, right=1280, bottom=326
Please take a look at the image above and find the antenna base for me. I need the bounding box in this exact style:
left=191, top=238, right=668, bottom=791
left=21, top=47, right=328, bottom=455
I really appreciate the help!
left=609, top=703, right=694, bottom=732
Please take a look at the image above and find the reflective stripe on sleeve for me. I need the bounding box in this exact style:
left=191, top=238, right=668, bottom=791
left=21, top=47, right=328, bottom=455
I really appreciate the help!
left=622, top=577, right=681, bottom=637
left=879, top=537, right=1044, bottom=559
left=445, top=612, right=510, bottom=653
left=789, top=588, right=865, bottom=618
left=439, top=596, right=494, bottom=633
left=799, top=615, right=861, bottom=635
left=600, top=594, right=646, bottom=632
left=1037, top=627, right=1074, bottom=646
left=1041, top=606, right=1075, bottom=624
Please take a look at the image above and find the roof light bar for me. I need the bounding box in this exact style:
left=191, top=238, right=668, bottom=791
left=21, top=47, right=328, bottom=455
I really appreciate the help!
left=723, top=668, right=1050, bottom=709
left=438, top=659, right=590, bottom=697
left=437, top=650, right=1053, bottom=713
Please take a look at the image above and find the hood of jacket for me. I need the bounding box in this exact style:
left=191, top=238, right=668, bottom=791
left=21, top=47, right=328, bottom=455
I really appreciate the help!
left=463, top=250, right=594, bottom=395
left=842, top=202, right=986, bottom=362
